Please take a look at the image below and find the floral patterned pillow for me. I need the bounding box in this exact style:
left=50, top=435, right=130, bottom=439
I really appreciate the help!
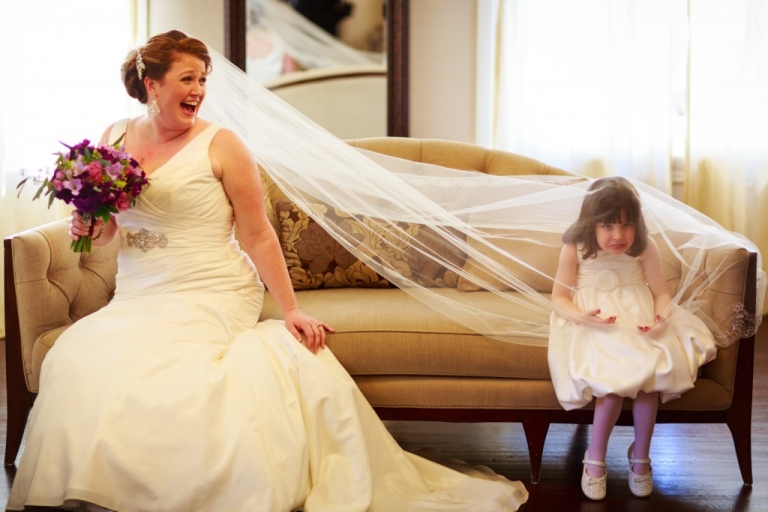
left=275, top=200, right=465, bottom=290
left=276, top=200, right=391, bottom=289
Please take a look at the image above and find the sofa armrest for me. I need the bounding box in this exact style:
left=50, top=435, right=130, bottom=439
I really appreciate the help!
left=4, top=219, right=118, bottom=392
left=691, top=246, right=753, bottom=392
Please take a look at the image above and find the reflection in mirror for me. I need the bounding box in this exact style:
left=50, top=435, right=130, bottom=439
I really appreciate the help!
left=243, top=0, right=387, bottom=139
left=244, top=0, right=383, bottom=83
left=226, top=0, right=408, bottom=137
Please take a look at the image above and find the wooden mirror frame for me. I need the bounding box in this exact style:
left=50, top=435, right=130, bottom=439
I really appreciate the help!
left=224, top=0, right=409, bottom=137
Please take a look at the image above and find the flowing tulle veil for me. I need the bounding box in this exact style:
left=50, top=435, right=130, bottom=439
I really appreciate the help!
left=200, top=47, right=764, bottom=348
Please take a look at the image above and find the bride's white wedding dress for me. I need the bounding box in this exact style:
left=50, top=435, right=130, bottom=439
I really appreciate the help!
left=7, top=121, right=528, bottom=511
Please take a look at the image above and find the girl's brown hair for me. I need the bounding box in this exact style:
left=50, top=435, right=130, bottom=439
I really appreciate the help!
left=121, top=30, right=212, bottom=104
left=562, top=176, right=648, bottom=259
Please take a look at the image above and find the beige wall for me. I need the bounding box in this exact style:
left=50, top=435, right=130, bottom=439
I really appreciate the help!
left=409, top=0, right=476, bottom=143
left=148, top=0, right=226, bottom=55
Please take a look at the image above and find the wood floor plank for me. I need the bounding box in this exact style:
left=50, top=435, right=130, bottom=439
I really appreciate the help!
left=1, top=319, right=766, bottom=511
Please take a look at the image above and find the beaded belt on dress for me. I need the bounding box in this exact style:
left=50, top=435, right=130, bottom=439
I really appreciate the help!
left=577, top=269, right=645, bottom=292
left=126, top=229, right=168, bottom=252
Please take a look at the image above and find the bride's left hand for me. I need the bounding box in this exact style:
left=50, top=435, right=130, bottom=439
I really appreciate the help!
left=284, top=309, right=335, bottom=353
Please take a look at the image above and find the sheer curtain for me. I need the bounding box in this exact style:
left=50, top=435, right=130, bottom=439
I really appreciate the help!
left=485, top=0, right=688, bottom=193
left=484, top=0, right=767, bottom=313
left=0, top=1, right=136, bottom=337
left=686, top=0, right=768, bottom=314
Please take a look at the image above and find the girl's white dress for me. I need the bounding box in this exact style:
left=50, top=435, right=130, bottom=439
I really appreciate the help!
left=7, top=122, right=528, bottom=511
left=548, top=249, right=717, bottom=411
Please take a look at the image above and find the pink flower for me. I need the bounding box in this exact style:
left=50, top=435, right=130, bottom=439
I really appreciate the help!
left=52, top=179, right=64, bottom=191
left=73, top=155, right=87, bottom=176
left=86, top=161, right=103, bottom=184
left=115, top=192, right=130, bottom=211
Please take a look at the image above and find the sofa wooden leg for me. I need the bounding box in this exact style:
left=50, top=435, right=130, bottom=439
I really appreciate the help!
left=725, top=350, right=752, bottom=485
left=725, top=254, right=758, bottom=486
left=4, top=385, right=33, bottom=467
left=522, top=411, right=550, bottom=485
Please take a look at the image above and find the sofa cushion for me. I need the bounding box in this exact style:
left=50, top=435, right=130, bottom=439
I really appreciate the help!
left=260, top=287, right=553, bottom=380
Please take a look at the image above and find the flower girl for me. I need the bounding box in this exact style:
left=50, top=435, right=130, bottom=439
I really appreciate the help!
left=548, top=177, right=717, bottom=500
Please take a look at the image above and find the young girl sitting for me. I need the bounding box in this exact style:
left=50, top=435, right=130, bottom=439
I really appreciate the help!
left=548, top=177, right=717, bottom=500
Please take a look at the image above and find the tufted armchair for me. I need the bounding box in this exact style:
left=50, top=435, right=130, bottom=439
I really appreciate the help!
left=4, top=224, right=119, bottom=464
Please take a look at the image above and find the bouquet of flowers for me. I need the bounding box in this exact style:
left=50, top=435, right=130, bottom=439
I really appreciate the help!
left=18, top=135, right=149, bottom=252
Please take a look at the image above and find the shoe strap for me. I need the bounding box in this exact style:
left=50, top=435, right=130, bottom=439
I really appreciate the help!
left=583, top=457, right=606, bottom=468
left=629, top=456, right=651, bottom=465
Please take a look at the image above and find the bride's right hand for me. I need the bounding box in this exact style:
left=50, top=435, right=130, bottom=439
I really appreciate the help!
left=69, top=210, right=104, bottom=240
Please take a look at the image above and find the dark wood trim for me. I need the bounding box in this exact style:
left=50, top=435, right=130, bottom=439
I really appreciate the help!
left=4, top=237, right=36, bottom=467
left=225, top=0, right=247, bottom=71
left=387, top=0, right=409, bottom=137
left=223, top=0, right=409, bottom=136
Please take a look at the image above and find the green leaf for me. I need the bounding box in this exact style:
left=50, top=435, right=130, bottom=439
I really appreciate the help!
left=112, top=132, right=126, bottom=147
left=32, top=185, right=45, bottom=201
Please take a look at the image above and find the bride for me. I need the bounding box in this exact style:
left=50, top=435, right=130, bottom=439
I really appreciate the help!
left=7, top=30, right=528, bottom=511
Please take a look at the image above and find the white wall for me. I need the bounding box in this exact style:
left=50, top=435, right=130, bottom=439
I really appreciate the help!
left=409, top=0, right=476, bottom=143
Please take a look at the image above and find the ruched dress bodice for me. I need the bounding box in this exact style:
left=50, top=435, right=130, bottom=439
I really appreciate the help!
left=115, top=123, right=262, bottom=299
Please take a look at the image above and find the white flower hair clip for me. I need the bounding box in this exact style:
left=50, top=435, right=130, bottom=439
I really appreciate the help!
left=136, top=49, right=146, bottom=80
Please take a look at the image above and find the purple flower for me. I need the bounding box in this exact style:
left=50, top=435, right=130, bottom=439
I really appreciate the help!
left=72, top=139, right=91, bottom=152
left=55, top=189, right=74, bottom=204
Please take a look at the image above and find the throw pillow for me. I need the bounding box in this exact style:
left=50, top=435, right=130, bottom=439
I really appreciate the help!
left=275, top=199, right=466, bottom=290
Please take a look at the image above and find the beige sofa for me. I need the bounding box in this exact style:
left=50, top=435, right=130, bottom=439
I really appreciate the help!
left=4, top=137, right=759, bottom=487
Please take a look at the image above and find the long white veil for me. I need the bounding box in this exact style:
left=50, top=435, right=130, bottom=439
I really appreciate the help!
left=201, top=47, right=765, bottom=348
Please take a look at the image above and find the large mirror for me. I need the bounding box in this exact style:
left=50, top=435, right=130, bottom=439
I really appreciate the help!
left=224, top=0, right=408, bottom=137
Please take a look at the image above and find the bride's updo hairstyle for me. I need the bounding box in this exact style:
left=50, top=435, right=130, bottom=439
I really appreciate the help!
left=562, top=176, right=648, bottom=259
left=122, top=30, right=212, bottom=104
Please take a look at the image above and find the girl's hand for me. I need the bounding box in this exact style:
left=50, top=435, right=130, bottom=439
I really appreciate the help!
left=284, top=308, right=335, bottom=353
left=639, top=314, right=667, bottom=336
left=69, top=210, right=104, bottom=240
left=577, top=308, right=617, bottom=325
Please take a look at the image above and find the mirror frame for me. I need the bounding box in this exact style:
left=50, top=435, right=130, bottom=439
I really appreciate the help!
left=224, top=0, right=409, bottom=137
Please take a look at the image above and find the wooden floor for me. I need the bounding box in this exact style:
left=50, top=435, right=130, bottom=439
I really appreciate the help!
left=1, top=321, right=766, bottom=511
